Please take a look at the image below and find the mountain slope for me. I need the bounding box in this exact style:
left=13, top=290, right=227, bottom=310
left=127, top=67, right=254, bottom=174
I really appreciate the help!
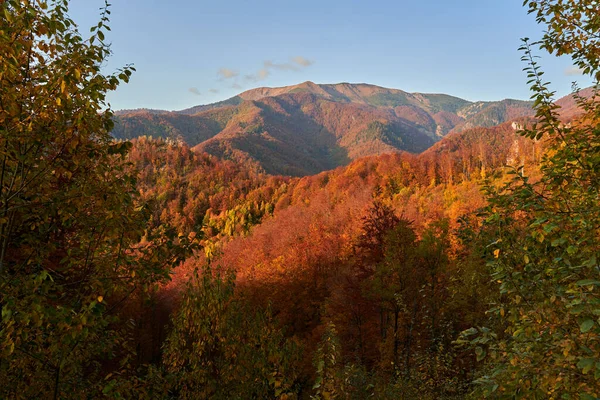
left=111, top=82, right=540, bottom=176
left=193, top=92, right=439, bottom=175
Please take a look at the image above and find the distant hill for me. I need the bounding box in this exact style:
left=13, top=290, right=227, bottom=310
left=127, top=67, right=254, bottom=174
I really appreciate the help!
left=555, top=86, right=598, bottom=119
left=111, top=82, right=543, bottom=176
left=191, top=92, right=437, bottom=176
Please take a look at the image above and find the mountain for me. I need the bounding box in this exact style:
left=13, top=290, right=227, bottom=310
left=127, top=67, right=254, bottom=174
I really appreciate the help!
left=112, top=82, right=538, bottom=176
left=555, top=86, right=598, bottom=119
left=191, top=92, right=440, bottom=176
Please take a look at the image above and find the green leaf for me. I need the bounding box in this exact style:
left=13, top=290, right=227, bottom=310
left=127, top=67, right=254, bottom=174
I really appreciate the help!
left=580, top=319, right=594, bottom=333
left=312, top=376, right=323, bottom=390
left=576, top=280, right=600, bottom=287
left=475, top=346, right=487, bottom=361
left=577, top=358, right=595, bottom=374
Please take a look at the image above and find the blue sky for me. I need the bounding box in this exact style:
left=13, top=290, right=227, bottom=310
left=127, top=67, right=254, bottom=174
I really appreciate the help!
left=69, top=0, right=593, bottom=111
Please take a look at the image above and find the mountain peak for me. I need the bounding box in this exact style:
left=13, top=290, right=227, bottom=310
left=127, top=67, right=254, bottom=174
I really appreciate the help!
left=232, top=82, right=475, bottom=111
left=113, top=82, right=541, bottom=176
left=238, top=81, right=327, bottom=101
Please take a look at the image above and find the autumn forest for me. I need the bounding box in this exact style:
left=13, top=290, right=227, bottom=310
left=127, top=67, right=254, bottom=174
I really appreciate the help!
left=1, top=0, right=600, bottom=399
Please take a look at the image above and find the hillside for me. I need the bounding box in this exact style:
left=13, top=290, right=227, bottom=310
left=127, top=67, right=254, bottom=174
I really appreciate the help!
left=112, top=82, right=537, bottom=176
left=125, top=116, right=546, bottom=396
left=8, top=0, right=600, bottom=398
left=192, top=92, right=438, bottom=175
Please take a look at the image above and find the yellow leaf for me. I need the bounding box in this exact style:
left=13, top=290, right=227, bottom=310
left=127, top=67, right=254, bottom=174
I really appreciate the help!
left=494, top=249, right=501, bottom=258
left=56, top=97, right=61, bottom=106
left=97, top=296, right=103, bottom=303
left=60, top=80, right=66, bottom=93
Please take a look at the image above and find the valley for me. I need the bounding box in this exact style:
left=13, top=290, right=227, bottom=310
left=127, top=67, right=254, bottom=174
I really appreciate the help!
left=3, top=0, right=600, bottom=398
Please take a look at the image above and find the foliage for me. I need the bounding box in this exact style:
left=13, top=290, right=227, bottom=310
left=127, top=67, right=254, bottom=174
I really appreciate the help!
left=163, top=266, right=301, bottom=399
left=129, top=136, right=280, bottom=241
left=115, top=82, right=539, bottom=176
left=311, top=323, right=344, bottom=400
left=4, top=0, right=598, bottom=398
left=525, top=0, right=600, bottom=80
left=0, top=1, right=191, bottom=398
left=460, top=6, right=600, bottom=395
left=123, top=105, right=540, bottom=398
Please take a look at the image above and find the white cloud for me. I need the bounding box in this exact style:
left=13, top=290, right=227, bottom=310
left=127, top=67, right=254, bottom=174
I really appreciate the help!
left=565, top=66, right=584, bottom=76
left=258, top=68, right=270, bottom=79
left=218, top=68, right=239, bottom=79
left=217, top=56, right=313, bottom=86
left=261, top=57, right=314, bottom=73
left=264, top=60, right=298, bottom=71
left=245, top=68, right=271, bottom=82
left=292, top=56, right=313, bottom=67
left=188, top=87, right=201, bottom=96
left=209, top=88, right=219, bottom=94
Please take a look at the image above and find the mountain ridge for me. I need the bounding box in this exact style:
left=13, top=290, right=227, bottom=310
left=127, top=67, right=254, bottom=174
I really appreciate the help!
left=112, top=82, right=590, bottom=176
left=179, top=81, right=476, bottom=116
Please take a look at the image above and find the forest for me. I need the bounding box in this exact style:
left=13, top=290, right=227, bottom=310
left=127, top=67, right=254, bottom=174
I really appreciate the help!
left=1, top=0, right=599, bottom=399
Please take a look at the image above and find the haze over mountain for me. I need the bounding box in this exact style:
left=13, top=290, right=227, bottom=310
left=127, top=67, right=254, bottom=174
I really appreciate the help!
left=112, top=82, right=543, bottom=175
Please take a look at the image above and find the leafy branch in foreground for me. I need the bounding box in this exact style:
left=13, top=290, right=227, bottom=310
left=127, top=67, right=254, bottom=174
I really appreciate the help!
left=460, top=31, right=600, bottom=400
left=0, top=1, right=193, bottom=398
left=525, top=0, right=600, bottom=80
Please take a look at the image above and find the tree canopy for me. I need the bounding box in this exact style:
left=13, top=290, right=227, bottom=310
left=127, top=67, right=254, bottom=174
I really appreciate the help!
left=0, top=1, right=191, bottom=398
left=2, top=0, right=599, bottom=399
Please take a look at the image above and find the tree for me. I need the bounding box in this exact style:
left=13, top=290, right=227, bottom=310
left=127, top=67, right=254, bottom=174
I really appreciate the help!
left=163, top=266, right=301, bottom=399
left=0, top=1, right=191, bottom=398
left=355, top=199, right=400, bottom=278
left=369, top=219, right=420, bottom=377
left=311, top=323, right=343, bottom=400
left=525, top=0, right=600, bottom=80
left=461, top=1, right=600, bottom=397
